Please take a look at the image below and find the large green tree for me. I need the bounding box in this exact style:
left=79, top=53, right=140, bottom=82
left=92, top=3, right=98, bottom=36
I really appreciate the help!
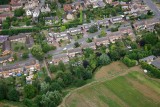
left=7, top=88, right=19, bottom=101
left=31, top=45, right=44, bottom=61
left=24, top=84, right=37, bottom=99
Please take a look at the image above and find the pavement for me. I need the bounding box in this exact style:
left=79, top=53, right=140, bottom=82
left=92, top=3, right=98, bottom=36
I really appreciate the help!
left=143, top=0, right=160, bottom=18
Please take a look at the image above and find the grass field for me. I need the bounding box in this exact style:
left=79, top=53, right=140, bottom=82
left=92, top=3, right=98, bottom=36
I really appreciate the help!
left=0, top=100, right=26, bottom=107
left=63, top=62, right=160, bottom=107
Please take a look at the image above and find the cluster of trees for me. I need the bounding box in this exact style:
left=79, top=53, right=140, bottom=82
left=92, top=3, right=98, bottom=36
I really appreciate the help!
left=141, top=62, right=160, bottom=78
left=14, top=8, right=25, bottom=17
left=0, top=0, right=10, bottom=5
left=88, top=25, right=98, bottom=33
left=122, top=57, right=137, bottom=67
left=85, top=4, right=122, bottom=22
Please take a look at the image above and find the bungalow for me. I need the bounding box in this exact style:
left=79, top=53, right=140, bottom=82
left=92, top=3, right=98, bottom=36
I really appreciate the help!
left=11, top=3, right=22, bottom=11
left=94, top=36, right=109, bottom=46
left=0, top=13, right=14, bottom=21
left=151, top=58, right=160, bottom=69
left=67, top=47, right=82, bottom=57
left=139, top=55, right=156, bottom=64
left=0, top=5, right=11, bottom=13
left=111, top=16, right=124, bottom=24
left=81, top=42, right=96, bottom=50
left=2, top=41, right=11, bottom=56
left=52, top=53, right=69, bottom=65
left=0, top=58, right=40, bottom=78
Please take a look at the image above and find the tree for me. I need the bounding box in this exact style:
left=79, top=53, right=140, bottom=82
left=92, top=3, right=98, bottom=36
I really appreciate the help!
left=41, top=91, right=62, bottom=107
left=13, top=53, right=18, bottom=61
left=2, top=22, right=10, bottom=29
left=58, top=0, right=66, bottom=4
left=22, top=51, right=29, bottom=59
left=60, top=26, right=66, bottom=32
left=88, top=25, right=98, bottom=33
left=24, top=84, right=37, bottom=99
left=58, top=61, right=66, bottom=72
left=41, top=42, right=52, bottom=53
left=40, top=82, right=49, bottom=94
left=98, top=54, right=111, bottom=66
left=100, top=29, right=106, bottom=37
left=74, top=42, right=80, bottom=48
left=26, top=20, right=31, bottom=26
left=49, top=64, right=57, bottom=73
left=31, top=45, right=44, bottom=61
left=7, top=88, right=19, bottom=101
left=0, top=83, right=6, bottom=100
left=14, top=8, right=25, bottom=17
left=122, top=57, right=136, bottom=67
left=49, top=82, right=62, bottom=92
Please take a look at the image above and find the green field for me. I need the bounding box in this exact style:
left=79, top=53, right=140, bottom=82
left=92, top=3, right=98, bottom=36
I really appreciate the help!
left=64, top=71, right=160, bottom=107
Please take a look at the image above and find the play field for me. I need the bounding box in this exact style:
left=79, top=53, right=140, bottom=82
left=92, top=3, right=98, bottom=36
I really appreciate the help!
left=63, top=62, right=160, bottom=107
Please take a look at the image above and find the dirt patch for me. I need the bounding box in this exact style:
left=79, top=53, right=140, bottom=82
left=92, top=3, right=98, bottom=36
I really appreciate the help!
left=94, top=62, right=128, bottom=80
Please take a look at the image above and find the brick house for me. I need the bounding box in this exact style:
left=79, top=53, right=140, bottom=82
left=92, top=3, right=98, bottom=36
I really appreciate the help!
left=94, top=37, right=110, bottom=46
left=11, top=3, right=22, bottom=11
left=2, top=41, right=11, bottom=56
left=81, top=42, right=96, bottom=50
left=108, top=31, right=122, bottom=43
left=0, top=13, right=14, bottom=21
left=67, top=47, right=82, bottom=58
left=0, top=5, right=11, bottom=13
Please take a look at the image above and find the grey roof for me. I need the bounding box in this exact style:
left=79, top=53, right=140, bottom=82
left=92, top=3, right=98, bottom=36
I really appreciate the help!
left=0, top=36, right=8, bottom=43
left=97, top=1, right=106, bottom=7
left=81, top=42, right=95, bottom=48
left=0, top=5, right=10, bottom=8
left=151, top=59, right=160, bottom=69
left=53, top=53, right=68, bottom=59
left=9, top=33, right=27, bottom=41
left=140, top=55, right=156, bottom=62
left=44, top=17, right=54, bottom=21
left=2, top=41, right=11, bottom=52
left=0, top=55, right=11, bottom=62
left=67, top=47, right=82, bottom=53
left=26, top=37, right=34, bottom=48
left=95, top=37, right=109, bottom=42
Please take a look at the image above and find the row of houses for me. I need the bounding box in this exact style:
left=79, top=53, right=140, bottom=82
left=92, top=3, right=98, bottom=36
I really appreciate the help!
left=0, top=33, right=34, bottom=56
left=133, top=18, right=160, bottom=31
left=52, top=30, right=134, bottom=65
left=0, top=4, right=22, bottom=13
left=0, top=58, right=40, bottom=78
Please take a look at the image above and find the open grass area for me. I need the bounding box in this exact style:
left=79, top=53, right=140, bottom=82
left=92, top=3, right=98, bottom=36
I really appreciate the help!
left=0, top=100, right=26, bottom=107
left=63, top=62, right=160, bottom=107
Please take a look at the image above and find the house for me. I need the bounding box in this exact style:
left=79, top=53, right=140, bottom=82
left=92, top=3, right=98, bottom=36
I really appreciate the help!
left=41, top=4, right=51, bottom=13
left=82, top=22, right=97, bottom=30
left=2, top=41, right=11, bottom=56
left=118, top=25, right=133, bottom=34
left=0, top=36, right=8, bottom=43
left=0, top=58, right=40, bottom=78
left=26, top=36, right=34, bottom=49
left=111, top=16, right=124, bottom=24
left=0, top=55, right=13, bottom=64
left=8, top=33, right=28, bottom=43
left=0, top=5, right=11, bottom=13
left=0, top=13, right=14, bottom=21
left=67, top=47, right=82, bottom=57
left=108, top=31, right=122, bottom=43
left=33, top=8, right=40, bottom=18
left=66, top=13, right=74, bottom=20
left=105, top=0, right=112, bottom=4
left=53, top=32, right=70, bottom=42
left=139, top=55, right=156, bottom=64
left=68, top=27, right=82, bottom=35
left=11, top=3, right=22, bottom=11
left=52, top=53, right=69, bottom=65
left=81, top=42, right=96, bottom=50
left=97, top=18, right=110, bottom=26
left=151, top=58, right=160, bottom=69
left=133, top=20, right=146, bottom=30
left=26, top=9, right=32, bottom=16
left=10, top=0, right=21, bottom=5
left=94, top=36, right=109, bottom=46
left=44, top=17, right=54, bottom=25
left=97, top=1, right=106, bottom=8
left=145, top=18, right=160, bottom=31
left=63, top=4, right=72, bottom=12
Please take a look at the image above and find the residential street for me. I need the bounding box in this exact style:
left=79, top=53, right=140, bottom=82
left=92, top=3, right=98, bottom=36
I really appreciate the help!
left=143, top=0, right=160, bottom=18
